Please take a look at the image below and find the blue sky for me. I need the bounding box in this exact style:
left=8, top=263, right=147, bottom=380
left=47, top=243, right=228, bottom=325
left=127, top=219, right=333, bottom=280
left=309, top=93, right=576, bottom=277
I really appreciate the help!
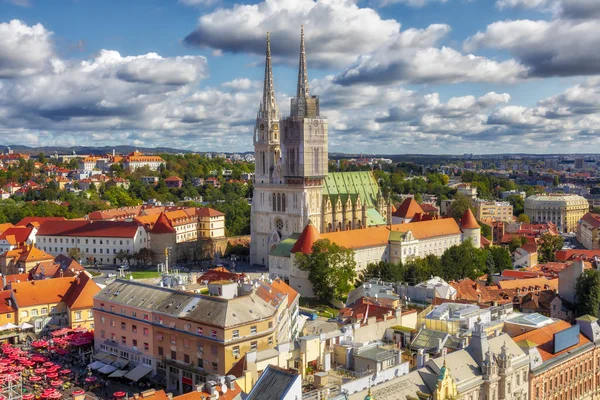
left=0, top=0, right=599, bottom=154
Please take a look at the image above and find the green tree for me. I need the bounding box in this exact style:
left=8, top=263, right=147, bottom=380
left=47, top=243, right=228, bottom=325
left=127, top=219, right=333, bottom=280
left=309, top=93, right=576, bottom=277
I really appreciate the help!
left=135, top=248, right=154, bottom=267
left=506, top=194, right=525, bottom=216
left=575, top=269, right=600, bottom=318
left=440, top=239, right=486, bottom=281
left=538, top=233, right=564, bottom=263
left=103, top=186, right=139, bottom=207
left=490, top=246, right=513, bottom=271
left=68, top=247, right=82, bottom=262
left=359, top=261, right=404, bottom=283
left=414, top=193, right=423, bottom=204
left=517, top=214, right=530, bottom=223
left=479, top=222, right=492, bottom=240
left=553, top=175, right=560, bottom=187
left=448, top=193, right=473, bottom=222
left=38, top=152, right=46, bottom=164
left=295, top=239, right=357, bottom=302
left=485, top=251, right=496, bottom=284
left=440, top=174, right=449, bottom=185
left=508, top=236, right=527, bottom=253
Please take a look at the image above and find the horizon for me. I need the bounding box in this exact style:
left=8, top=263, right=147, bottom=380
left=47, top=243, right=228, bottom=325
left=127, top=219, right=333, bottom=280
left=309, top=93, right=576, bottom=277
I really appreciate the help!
left=0, top=0, right=599, bottom=154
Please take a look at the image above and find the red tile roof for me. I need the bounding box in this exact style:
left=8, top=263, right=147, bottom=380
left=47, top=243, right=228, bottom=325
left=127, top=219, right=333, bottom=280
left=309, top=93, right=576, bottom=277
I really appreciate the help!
left=451, top=278, right=516, bottom=304
left=291, top=221, right=320, bottom=254
left=0, top=291, right=15, bottom=314
left=501, top=270, right=544, bottom=279
left=196, top=207, right=225, bottom=217
left=556, top=249, right=600, bottom=262
left=150, top=213, right=176, bottom=234
left=393, top=198, right=424, bottom=219
left=63, top=274, right=101, bottom=310
left=197, top=267, right=246, bottom=284
left=11, top=277, right=76, bottom=307
left=37, top=220, right=142, bottom=238
left=580, top=212, right=600, bottom=229
left=0, top=227, right=33, bottom=245
left=165, top=176, right=183, bottom=182
left=460, top=209, right=479, bottom=229
left=338, top=298, right=397, bottom=324
left=512, top=320, right=590, bottom=362
left=270, top=278, right=299, bottom=307
left=497, top=277, right=558, bottom=291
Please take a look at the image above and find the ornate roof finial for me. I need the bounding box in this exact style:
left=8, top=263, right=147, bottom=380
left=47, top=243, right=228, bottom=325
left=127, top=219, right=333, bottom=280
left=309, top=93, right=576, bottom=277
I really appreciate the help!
left=297, top=25, right=309, bottom=98
left=262, top=31, right=277, bottom=118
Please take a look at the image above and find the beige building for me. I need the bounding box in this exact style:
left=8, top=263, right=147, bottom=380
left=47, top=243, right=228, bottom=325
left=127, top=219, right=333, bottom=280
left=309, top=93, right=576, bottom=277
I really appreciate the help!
left=123, top=150, right=165, bottom=171
left=475, top=200, right=513, bottom=222
left=577, top=212, right=600, bottom=250
left=524, top=194, right=589, bottom=233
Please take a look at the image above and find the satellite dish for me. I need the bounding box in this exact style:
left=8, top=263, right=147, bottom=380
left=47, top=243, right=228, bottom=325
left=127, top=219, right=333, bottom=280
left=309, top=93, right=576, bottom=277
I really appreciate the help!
left=221, top=385, right=228, bottom=394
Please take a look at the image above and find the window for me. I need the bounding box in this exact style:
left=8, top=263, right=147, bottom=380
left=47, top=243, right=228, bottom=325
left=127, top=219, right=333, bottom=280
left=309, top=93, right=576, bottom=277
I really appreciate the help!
left=212, top=362, right=218, bottom=371
left=101, top=330, right=105, bottom=339
left=158, top=347, right=163, bottom=356
left=170, top=351, right=176, bottom=360
left=121, top=322, right=126, bottom=330
left=88, top=310, right=93, bottom=318
left=197, top=358, right=204, bottom=369
left=132, top=311, right=136, bottom=318
left=41, top=308, right=47, bottom=315
left=232, top=330, right=239, bottom=339
left=197, top=326, right=203, bottom=335
left=250, top=326, right=257, bottom=334
left=133, top=339, right=138, bottom=348
left=211, top=330, right=217, bottom=339
left=100, top=316, right=105, bottom=324
left=183, top=338, right=190, bottom=348
left=143, top=314, right=149, bottom=321
left=233, top=346, right=240, bottom=357
left=142, top=358, right=151, bottom=367
left=121, top=336, right=126, bottom=345
left=31, top=309, right=38, bottom=317
left=132, top=324, right=137, bottom=333
left=268, top=321, right=273, bottom=329
left=110, top=320, right=115, bottom=327
left=268, top=336, right=273, bottom=346
left=144, top=342, right=149, bottom=351
left=184, top=354, right=190, bottom=364
left=20, top=311, right=28, bottom=317
left=170, top=335, right=176, bottom=345
left=74, top=311, right=82, bottom=321
left=143, top=328, right=149, bottom=336
left=250, top=341, right=257, bottom=351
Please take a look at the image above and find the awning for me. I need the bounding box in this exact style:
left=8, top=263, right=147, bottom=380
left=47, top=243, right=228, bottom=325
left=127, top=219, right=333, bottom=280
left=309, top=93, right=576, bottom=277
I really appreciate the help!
left=98, top=364, right=117, bottom=375
left=108, top=369, right=128, bottom=379
left=93, top=352, right=110, bottom=361
left=124, top=364, right=152, bottom=382
left=111, top=359, right=129, bottom=369
left=0, top=323, right=17, bottom=331
left=19, top=322, right=34, bottom=330
left=89, top=361, right=106, bottom=371
left=103, top=355, right=118, bottom=364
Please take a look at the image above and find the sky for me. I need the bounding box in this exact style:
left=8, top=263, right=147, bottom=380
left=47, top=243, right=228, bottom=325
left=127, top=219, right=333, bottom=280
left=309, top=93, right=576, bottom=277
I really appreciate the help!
left=0, top=0, right=599, bottom=155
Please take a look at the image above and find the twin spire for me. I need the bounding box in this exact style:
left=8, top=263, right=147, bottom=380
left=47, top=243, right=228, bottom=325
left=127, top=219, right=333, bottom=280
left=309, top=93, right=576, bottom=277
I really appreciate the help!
left=261, top=26, right=310, bottom=115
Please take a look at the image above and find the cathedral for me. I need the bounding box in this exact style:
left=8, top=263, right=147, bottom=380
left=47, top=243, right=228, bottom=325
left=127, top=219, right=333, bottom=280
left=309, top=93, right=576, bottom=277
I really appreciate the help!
left=250, top=27, right=390, bottom=266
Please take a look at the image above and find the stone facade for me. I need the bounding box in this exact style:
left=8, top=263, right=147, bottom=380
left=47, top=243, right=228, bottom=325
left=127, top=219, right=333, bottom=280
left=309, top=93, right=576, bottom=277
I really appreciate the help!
left=524, top=194, right=589, bottom=233
left=250, top=28, right=389, bottom=266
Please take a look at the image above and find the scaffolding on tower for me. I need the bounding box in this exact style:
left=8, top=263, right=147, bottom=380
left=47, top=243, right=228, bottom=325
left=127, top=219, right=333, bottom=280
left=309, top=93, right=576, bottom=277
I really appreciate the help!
left=0, top=371, right=23, bottom=400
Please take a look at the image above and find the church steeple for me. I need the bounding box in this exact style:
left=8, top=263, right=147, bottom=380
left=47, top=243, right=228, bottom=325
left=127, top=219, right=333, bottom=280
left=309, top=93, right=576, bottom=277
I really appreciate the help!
left=297, top=25, right=309, bottom=98
left=262, top=32, right=278, bottom=120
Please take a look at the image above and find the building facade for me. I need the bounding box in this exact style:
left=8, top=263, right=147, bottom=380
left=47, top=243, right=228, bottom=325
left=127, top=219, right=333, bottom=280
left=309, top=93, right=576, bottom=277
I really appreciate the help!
left=524, top=194, right=589, bottom=233
left=123, top=151, right=165, bottom=171
left=250, top=28, right=389, bottom=266
left=577, top=212, right=600, bottom=250
left=475, top=200, right=514, bottom=222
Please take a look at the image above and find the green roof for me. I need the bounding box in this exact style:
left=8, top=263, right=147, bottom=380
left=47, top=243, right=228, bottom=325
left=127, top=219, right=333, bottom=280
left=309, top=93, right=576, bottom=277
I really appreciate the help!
left=323, top=171, right=381, bottom=209
left=389, top=231, right=407, bottom=242
left=366, top=208, right=387, bottom=226
left=576, top=314, right=598, bottom=322
left=269, top=233, right=300, bottom=257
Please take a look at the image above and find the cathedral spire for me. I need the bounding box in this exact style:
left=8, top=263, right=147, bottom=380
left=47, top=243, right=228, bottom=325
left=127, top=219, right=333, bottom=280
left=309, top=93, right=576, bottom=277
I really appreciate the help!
left=297, top=25, right=309, bottom=98
left=262, top=32, right=277, bottom=118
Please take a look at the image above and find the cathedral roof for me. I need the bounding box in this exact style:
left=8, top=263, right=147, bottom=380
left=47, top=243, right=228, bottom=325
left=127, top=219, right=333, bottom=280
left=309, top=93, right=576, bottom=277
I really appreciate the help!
left=291, top=221, right=320, bottom=254
left=460, top=209, right=480, bottom=230
left=323, top=171, right=381, bottom=210
left=393, top=197, right=424, bottom=219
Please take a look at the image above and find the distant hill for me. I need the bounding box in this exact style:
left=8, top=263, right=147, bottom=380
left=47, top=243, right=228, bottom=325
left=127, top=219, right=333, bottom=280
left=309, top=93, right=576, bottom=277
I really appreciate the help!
left=0, top=145, right=195, bottom=156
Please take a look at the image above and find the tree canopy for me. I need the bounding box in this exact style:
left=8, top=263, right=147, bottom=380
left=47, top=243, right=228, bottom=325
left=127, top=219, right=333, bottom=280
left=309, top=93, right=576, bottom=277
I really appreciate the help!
left=537, top=233, right=564, bottom=263
left=575, top=269, right=600, bottom=318
left=295, top=239, right=357, bottom=302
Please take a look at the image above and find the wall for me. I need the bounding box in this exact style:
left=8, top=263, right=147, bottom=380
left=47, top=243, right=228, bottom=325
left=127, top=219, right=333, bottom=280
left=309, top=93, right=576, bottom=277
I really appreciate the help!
left=352, top=311, right=417, bottom=343
left=340, top=363, right=410, bottom=395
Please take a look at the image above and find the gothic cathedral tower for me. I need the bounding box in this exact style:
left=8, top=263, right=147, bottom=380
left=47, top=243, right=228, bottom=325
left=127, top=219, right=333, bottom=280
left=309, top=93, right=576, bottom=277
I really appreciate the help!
left=250, top=27, right=328, bottom=266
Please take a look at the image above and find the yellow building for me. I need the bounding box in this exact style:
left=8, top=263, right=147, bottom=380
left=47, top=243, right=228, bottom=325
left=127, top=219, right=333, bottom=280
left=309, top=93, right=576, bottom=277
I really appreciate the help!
left=524, top=194, right=589, bottom=233
left=475, top=200, right=514, bottom=222
left=11, top=274, right=99, bottom=336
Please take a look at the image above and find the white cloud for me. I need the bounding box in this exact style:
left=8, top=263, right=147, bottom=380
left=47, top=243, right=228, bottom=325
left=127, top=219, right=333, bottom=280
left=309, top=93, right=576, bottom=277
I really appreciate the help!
left=335, top=25, right=528, bottom=85
left=465, top=17, right=600, bottom=77
left=377, top=0, right=448, bottom=7
left=221, top=78, right=257, bottom=90
left=0, top=20, right=54, bottom=78
left=7, top=0, right=31, bottom=7
left=183, top=0, right=401, bottom=69
left=178, top=0, right=219, bottom=6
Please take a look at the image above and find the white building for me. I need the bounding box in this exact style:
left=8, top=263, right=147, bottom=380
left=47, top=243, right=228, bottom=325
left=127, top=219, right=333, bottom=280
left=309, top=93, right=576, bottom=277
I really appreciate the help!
left=36, top=220, right=150, bottom=265
left=123, top=151, right=165, bottom=171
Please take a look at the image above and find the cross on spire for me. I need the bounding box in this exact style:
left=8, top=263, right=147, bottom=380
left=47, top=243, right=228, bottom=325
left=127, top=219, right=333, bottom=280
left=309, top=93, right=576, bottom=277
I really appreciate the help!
left=297, top=25, right=309, bottom=98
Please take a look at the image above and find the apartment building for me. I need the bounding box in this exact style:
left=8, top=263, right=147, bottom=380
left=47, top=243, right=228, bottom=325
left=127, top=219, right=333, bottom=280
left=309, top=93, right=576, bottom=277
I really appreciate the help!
left=93, top=278, right=297, bottom=394
left=123, top=151, right=165, bottom=171
left=577, top=212, right=600, bottom=250
left=36, top=220, right=150, bottom=265
left=474, top=200, right=514, bottom=222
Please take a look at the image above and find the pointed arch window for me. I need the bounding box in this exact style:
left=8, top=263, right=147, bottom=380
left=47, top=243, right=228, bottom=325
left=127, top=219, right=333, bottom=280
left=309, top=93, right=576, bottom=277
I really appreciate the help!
left=282, top=194, right=286, bottom=212
left=272, top=193, right=276, bottom=212
left=262, top=152, right=266, bottom=175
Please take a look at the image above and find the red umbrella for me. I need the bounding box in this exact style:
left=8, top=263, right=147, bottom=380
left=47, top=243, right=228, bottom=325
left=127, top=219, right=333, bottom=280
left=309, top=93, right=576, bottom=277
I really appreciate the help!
left=71, top=390, right=85, bottom=396
left=47, top=373, right=59, bottom=379
left=43, top=362, right=54, bottom=367
left=60, top=369, right=71, bottom=375
left=113, top=392, right=126, bottom=399
left=84, top=377, right=96, bottom=383
left=22, top=395, right=34, bottom=400
left=35, top=368, right=46, bottom=374
left=29, top=376, right=42, bottom=382
left=50, top=394, right=62, bottom=399
left=50, top=380, right=64, bottom=387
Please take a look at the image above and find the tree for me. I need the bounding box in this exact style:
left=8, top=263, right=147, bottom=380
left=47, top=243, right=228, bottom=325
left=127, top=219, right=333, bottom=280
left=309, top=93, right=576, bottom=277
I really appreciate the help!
left=485, top=251, right=496, bottom=284
left=506, top=194, right=525, bottom=216
left=538, top=233, right=564, bottom=263
left=103, top=186, right=139, bottom=207
left=479, top=222, right=492, bottom=240
left=295, top=239, right=357, bottom=302
left=135, top=248, right=153, bottom=267
left=440, top=239, right=486, bottom=281
left=553, top=175, right=560, bottom=187
left=68, top=247, right=82, bottom=262
left=116, top=250, right=129, bottom=265
left=414, top=193, right=423, bottom=204
left=38, top=152, right=46, bottom=164
left=508, top=236, right=527, bottom=253
left=575, top=269, right=600, bottom=318
left=490, top=246, right=513, bottom=271
left=360, top=261, right=404, bottom=283
left=440, top=174, right=449, bottom=185
left=448, top=193, right=473, bottom=222
left=517, top=214, right=530, bottom=223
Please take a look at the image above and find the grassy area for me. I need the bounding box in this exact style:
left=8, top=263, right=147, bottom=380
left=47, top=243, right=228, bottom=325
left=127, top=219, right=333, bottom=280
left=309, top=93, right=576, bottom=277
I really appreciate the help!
left=128, top=271, right=161, bottom=279
left=299, top=297, right=339, bottom=319
left=88, top=271, right=102, bottom=277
